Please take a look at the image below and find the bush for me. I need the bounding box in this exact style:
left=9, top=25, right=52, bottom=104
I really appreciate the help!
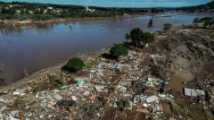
left=163, top=23, right=172, bottom=31
left=193, top=17, right=214, bottom=28
left=126, top=28, right=154, bottom=47
left=193, top=18, right=200, bottom=23
left=110, top=44, right=128, bottom=59
left=142, top=32, right=155, bottom=43
left=62, top=57, right=85, bottom=72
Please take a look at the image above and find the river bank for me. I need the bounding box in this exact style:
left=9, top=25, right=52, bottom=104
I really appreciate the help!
left=0, top=14, right=144, bottom=27
left=0, top=27, right=213, bottom=120
left=0, top=11, right=213, bottom=28
left=0, top=1, right=213, bottom=28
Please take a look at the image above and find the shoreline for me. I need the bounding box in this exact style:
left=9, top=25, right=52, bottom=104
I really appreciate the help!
left=0, top=49, right=104, bottom=90
left=0, top=11, right=210, bottom=28
left=0, top=13, right=148, bottom=28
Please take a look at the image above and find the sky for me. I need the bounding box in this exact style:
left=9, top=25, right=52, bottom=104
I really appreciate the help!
left=1, top=0, right=211, bottom=8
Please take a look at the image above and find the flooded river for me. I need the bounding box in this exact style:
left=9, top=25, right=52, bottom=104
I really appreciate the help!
left=0, top=12, right=213, bottom=84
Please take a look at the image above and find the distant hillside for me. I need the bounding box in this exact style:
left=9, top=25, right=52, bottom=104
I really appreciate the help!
left=0, top=1, right=214, bottom=11
left=206, top=1, right=214, bottom=8
left=196, top=1, right=214, bottom=9
left=0, top=0, right=212, bottom=22
left=180, top=1, right=214, bottom=10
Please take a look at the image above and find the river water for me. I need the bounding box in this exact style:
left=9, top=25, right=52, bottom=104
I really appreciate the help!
left=0, top=12, right=213, bottom=84
left=2, top=0, right=211, bottom=8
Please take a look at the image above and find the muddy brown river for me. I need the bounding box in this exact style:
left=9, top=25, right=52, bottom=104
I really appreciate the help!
left=0, top=12, right=213, bottom=84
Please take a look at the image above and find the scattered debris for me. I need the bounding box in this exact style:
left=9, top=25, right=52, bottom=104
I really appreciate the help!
left=184, top=88, right=205, bottom=97
left=0, top=28, right=213, bottom=119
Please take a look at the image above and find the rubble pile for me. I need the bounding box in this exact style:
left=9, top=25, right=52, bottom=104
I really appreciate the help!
left=0, top=28, right=214, bottom=120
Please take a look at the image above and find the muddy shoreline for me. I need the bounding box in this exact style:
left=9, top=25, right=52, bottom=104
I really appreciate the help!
left=0, top=50, right=103, bottom=89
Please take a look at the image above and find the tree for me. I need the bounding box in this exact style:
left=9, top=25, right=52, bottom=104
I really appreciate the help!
left=110, top=43, right=128, bottom=59
left=62, top=57, right=85, bottom=72
left=126, top=28, right=144, bottom=47
left=126, top=28, right=154, bottom=47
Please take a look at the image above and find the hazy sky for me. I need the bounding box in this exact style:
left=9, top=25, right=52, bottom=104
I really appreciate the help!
left=1, top=0, right=211, bottom=8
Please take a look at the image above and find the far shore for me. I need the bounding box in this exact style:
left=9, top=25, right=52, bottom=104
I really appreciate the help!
left=0, top=11, right=207, bottom=28
left=0, top=13, right=147, bottom=28
left=0, top=1, right=213, bottom=28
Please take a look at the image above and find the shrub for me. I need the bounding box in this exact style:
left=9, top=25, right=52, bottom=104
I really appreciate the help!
left=142, top=32, right=155, bottom=44
left=126, top=28, right=154, bottom=47
left=203, top=17, right=214, bottom=27
left=110, top=43, right=128, bottom=59
left=193, top=18, right=200, bottom=23
left=163, top=23, right=172, bottom=31
left=62, top=57, right=85, bottom=72
left=210, top=32, right=214, bottom=39
left=194, top=17, right=214, bottom=28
